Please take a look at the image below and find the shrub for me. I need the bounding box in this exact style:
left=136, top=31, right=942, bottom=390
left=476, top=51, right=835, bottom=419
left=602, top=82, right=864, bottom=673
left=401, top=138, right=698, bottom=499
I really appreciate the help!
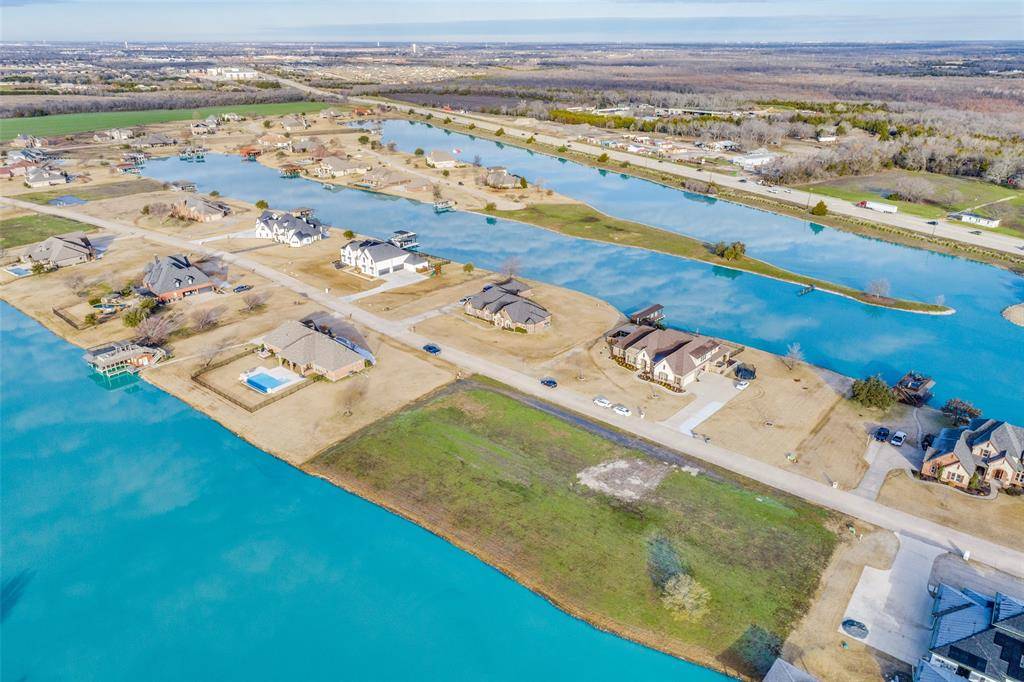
left=557, top=146, right=568, bottom=153
left=358, top=135, right=369, bottom=144
left=647, top=535, right=683, bottom=591
left=84, top=312, right=98, bottom=326
left=495, top=128, right=505, bottom=136
left=414, top=148, right=424, bottom=156
left=343, top=229, right=355, bottom=239
left=442, top=170, right=450, bottom=177
left=140, top=204, right=151, bottom=215
left=526, top=136, right=535, bottom=143
left=850, top=375, right=894, bottom=410
left=467, top=123, right=476, bottom=130
left=941, top=398, right=981, bottom=426
left=484, top=202, right=496, bottom=211
left=713, top=241, right=746, bottom=261
left=262, top=120, right=272, bottom=129
left=255, top=199, right=269, bottom=210
left=661, top=574, right=711, bottom=622
left=88, top=296, right=101, bottom=306
left=209, top=190, right=220, bottom=197
left=519, top=176, right=528, bottom=189
left=810, top=200, right=828, bottom=216
left=463, top=262, right=475, bottom=274
left=597, top=152, right=609, bottom=163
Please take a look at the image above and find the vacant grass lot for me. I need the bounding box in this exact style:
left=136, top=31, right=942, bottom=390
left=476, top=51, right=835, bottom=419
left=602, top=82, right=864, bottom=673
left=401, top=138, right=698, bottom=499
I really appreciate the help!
left=801, top=171, right=1022, bottom=221
left=486, top=202, right=948, bottom=313
left=0, top=214, right=93, bottom=248
left=308, top=387, right=837, bottom=678
left=0, top=101, right=333, bottom=140
left=18, top=178, right=166, bottom=204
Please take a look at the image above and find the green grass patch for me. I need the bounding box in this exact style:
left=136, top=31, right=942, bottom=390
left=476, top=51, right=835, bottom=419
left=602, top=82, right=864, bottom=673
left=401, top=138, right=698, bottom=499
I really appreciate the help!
left=18, top=178, right=166, bottom=204
left=800, top=171, right=1022, bottom=219
left=0, top=101, right=334, bottom=140
left=0, top=214, right=93, bottom=248
left=485, top=202, right=949, bottom=314
left=308, top=388, right=837, bottom=677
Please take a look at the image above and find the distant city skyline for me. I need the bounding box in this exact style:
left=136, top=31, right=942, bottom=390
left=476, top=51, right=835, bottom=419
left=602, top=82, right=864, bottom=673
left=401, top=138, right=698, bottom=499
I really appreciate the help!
left=1, top=0, right=1020, bottom=42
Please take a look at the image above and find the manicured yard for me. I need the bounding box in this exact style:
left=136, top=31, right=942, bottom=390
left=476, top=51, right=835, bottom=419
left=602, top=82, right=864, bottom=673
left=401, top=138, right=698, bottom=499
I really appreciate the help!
left=485, top=202, right=949, bottom=313
left=0, top=101, right=334, bottom=140
left=18, top=178, right=166, bottom=204
left=308, top=387, right=837, bottom=677
left=0, top=214, right=93, bottom=248
left=800, top=171, right=1022, bottom=220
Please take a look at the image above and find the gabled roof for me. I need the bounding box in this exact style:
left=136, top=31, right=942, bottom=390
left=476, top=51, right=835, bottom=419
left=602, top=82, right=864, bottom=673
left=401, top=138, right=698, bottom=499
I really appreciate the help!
left=924, top=418, right=1024, bottom=476
left=426, top=150, right=457, bottom=163
left=24, top=231, right=94, bottom=264
left=263, top=320, right=363, bottom=374
left=142, top=254, right=211, bottom=295
left=926, top=584, right=1024, bottom=681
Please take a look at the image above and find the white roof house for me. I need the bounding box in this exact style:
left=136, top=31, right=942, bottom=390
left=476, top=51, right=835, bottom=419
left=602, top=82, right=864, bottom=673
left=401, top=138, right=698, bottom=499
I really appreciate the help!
left=340, top=238, right=428, bottom=278
left=734, top=148, right=777, bottom=171
left=952, top=212, right=1001, bottom=229
left=253, top=210, right=328, bottom=247
left=314, top=156, right=371, bottom=178
left=424, top=150, right=460, bottom=169
left=24, top=168, right=67, bottom=188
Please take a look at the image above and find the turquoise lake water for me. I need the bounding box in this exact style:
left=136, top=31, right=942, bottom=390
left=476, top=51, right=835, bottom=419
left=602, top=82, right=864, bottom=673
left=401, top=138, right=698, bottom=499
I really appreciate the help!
left=0, top=303, right=725, bottom=680
left=142, top=142, right=1023, bottom=421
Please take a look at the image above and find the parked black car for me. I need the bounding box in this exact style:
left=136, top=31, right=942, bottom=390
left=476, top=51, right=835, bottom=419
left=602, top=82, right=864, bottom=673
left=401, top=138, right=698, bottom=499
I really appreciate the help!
left=921, top=433, right=935, bottom=450
left=422, top=344, right=441, bottom=355
left=540, top=377, right=558, bottom=388
left=875, top=427, right=891, bottom=442
left=233, top=284, right=253, bottom=293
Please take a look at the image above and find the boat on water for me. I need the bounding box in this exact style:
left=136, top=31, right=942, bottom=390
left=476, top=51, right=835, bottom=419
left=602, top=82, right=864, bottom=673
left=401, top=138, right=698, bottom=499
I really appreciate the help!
left=433, top=199, right=455, bottom=213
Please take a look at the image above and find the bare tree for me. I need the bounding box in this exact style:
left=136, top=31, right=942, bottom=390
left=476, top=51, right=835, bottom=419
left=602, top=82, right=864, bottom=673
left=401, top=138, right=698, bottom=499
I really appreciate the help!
left=190, top=305, right=226, bottom=332
left=200, top=335, right=237, bottom=368
left=501, top=256, right=521, bottom=278
left=784, top=342, right=805, bottom=370
left=63, top=274, right=86, bottom=297
left=867, top=278, right=891, bottom=299
left=241, top=291, right=269, bottom=312
left=432, top=184, right=443, bottom=200
left=135, top=313, right=181, bottom=345
left=341, top=374, right=368, bottom=417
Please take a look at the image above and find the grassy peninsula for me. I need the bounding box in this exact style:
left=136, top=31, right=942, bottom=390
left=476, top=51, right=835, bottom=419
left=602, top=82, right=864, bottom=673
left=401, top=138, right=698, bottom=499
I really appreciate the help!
left=482, top=202, right=952, bottom=314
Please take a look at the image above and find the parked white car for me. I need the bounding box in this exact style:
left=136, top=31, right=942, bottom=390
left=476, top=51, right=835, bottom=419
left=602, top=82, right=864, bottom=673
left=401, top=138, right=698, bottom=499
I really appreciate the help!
left=735, top=380, right=750, bottom=391
left=612, top=404, right=632, bottom=417
left=593, top=396, right=612, bottom=408
left=890, top=431, right=907, bottom=447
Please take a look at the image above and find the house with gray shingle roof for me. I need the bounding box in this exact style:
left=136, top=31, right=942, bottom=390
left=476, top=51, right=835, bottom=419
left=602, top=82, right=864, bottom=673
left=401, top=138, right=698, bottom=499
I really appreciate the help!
left=142, top=254, right=214, bottom=302
left=253, top=209, right=327, bottom=247
left=915, top=584, right=1024, bottom=682
left=340, top=238, right=427, bottom=277
left=21, top=232, right=95, bottom=269
left=262, top=319, right=365, bottom=381
left=464, top=278, right=551, bottom=334
left=171, top=196, right=232, bottom=222
left=921, top=418, right=1024, bottom=490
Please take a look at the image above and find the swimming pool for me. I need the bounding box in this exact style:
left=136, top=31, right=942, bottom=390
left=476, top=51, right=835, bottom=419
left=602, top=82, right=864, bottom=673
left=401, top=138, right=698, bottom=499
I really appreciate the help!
left=246, top=372, right=286, bottom=393
left=5, top=266, right=31, bottom=277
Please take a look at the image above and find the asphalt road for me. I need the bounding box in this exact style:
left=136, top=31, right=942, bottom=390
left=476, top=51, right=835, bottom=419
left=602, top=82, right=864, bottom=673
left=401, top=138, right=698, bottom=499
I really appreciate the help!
left=4, top=194, right=1023, bottom=580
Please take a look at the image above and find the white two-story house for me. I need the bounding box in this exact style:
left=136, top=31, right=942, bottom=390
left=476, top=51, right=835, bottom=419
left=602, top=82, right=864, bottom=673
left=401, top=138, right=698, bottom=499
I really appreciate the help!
left=340, top=239, right=428, bottom=277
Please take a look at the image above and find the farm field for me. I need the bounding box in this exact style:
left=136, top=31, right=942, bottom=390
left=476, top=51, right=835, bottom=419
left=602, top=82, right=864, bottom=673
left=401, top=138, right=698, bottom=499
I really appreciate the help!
left=0, top=213, right=94, bottom=248
left=0, top=101, right=332, bottom=140
left=308, top=386, right=838, bottom=678
left=800, top=170, right=1022, bottom=224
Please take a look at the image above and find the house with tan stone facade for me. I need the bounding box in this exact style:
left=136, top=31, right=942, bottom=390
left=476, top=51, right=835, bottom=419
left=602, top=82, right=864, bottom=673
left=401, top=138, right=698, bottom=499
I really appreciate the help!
left=921, top=418, right=1024, bottom=490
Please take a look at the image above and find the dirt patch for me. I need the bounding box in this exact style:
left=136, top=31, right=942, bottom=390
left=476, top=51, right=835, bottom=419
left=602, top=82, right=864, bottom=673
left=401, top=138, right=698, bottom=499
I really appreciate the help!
left=576, top=458, right=676, bottom=502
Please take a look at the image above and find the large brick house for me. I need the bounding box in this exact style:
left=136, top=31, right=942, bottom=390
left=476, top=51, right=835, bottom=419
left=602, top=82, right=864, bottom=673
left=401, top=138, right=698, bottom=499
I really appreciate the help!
left=142, top=254, right=214, bottom=302
left=463, top=279, right=551, bottom=334
left=606, top=324, right=735, bottom=390
left=921, top=418, right=1024, bottom=490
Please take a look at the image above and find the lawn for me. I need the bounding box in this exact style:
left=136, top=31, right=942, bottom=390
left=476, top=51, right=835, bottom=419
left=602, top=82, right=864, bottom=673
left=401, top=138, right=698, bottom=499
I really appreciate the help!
left=800, top=171, right=1022, bottom=220
left=308, top=387, right=838, bottom=677
left=18, top=178, right=166, bottom=204
left=0, top=214, right=93, bottom=248
left=486, top=202, right=949, bottom=313
left=0, top=101, right=334, bottom=140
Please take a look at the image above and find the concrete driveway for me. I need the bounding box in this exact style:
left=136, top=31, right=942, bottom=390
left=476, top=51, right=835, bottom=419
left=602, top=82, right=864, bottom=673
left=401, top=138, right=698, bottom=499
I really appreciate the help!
left=841, top=533, right=946, bottom=664
left=854, top=439, right=923, bottom=501
left=340, top=268, right=425, bottom=301
left=660, top=372, right=739, bottom=436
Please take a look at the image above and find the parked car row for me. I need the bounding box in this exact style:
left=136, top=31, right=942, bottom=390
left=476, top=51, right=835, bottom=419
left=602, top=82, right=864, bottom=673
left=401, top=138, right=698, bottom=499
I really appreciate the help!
left=593, top=395, right=632, bottom=417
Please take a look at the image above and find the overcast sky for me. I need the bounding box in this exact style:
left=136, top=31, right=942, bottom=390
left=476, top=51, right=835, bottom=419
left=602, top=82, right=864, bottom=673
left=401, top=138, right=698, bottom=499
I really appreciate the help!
left=1, top=0, right=1020, bottom=42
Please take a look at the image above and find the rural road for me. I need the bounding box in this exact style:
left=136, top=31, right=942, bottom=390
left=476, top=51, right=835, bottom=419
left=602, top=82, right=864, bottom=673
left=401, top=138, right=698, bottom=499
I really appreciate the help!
left=4, top=194, right=1023, bottom=580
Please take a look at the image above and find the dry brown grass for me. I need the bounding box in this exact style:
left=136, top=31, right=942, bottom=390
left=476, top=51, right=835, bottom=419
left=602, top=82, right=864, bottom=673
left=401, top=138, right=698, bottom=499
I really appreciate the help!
left=356, top=266, right=491, bottom=319
left=782, top=528, right=907, bottom=682
left=876, top=470, right=1024, bottom=548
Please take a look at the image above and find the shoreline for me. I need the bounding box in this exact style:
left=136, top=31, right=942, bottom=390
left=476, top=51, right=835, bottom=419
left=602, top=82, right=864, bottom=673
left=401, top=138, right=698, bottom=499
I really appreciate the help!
left=229, top=148, right=952, bottom=315
left=0, top=295, right=745, bottom=680
left=378, top=108, right=1024, bottom=271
